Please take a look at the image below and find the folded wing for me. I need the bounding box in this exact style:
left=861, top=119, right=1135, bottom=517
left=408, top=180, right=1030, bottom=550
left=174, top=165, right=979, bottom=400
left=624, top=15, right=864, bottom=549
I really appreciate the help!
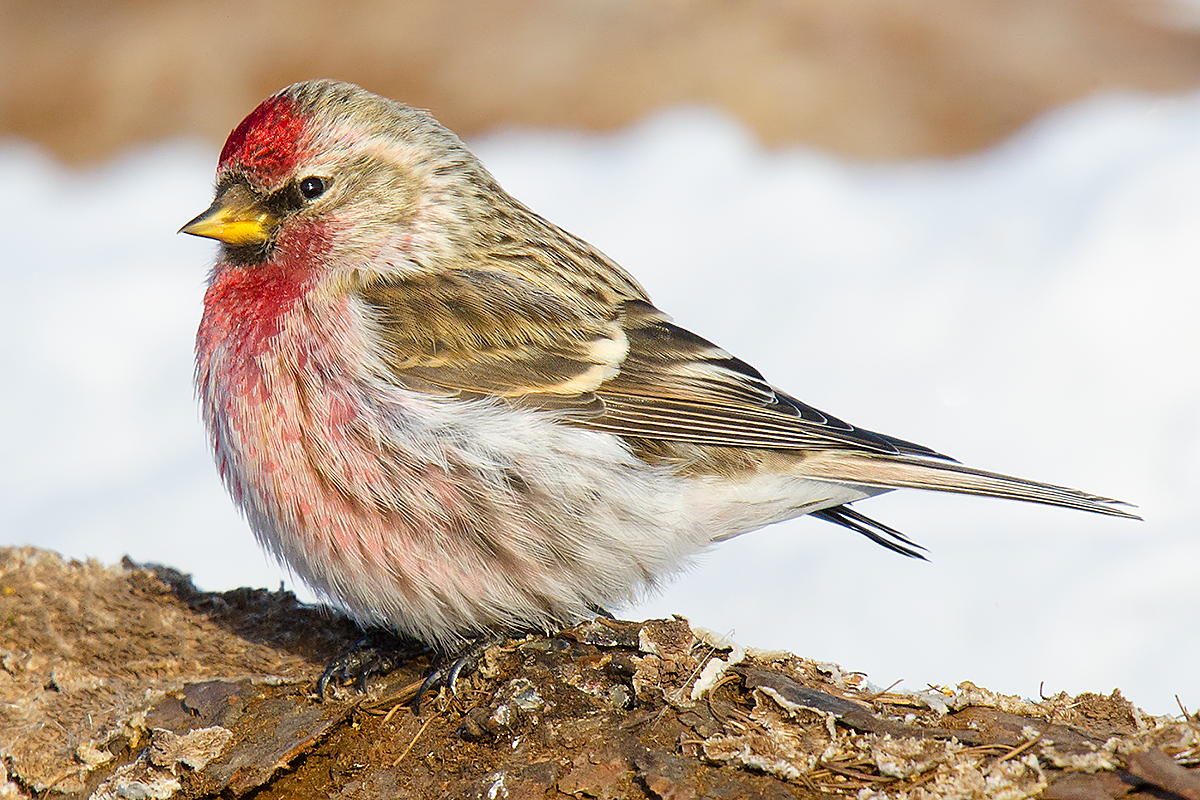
left=356, top=269, right=1137, bottom=528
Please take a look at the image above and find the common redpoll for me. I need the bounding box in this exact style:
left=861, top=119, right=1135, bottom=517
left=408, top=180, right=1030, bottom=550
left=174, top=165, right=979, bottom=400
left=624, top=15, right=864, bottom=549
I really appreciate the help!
left=183, top=80, right=1135, bottom=692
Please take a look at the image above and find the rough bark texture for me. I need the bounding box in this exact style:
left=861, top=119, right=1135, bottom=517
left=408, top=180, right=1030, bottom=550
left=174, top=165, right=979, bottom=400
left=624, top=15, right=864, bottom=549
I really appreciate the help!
left=5, top=0, right=1200, bottom=164
left=1, top=546, right=1197, bottom=799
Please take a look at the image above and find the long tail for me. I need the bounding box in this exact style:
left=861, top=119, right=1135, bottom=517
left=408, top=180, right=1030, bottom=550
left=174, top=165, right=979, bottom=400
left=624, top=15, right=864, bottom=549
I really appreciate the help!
left=798, top=451, right=1140, bottom=520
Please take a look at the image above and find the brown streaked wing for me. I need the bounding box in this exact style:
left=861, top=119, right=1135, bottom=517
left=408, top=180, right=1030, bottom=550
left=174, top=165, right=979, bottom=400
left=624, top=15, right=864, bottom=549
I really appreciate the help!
left=361, top=268, right=945, bottom=459
left=357, top=268, right=629, bottom=398
left=580, top=301, right=947, bottom=458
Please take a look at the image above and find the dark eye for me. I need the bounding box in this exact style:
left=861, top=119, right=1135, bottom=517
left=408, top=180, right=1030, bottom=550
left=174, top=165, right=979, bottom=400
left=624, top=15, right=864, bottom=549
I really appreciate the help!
left=298, top=176, right=326, bottom=200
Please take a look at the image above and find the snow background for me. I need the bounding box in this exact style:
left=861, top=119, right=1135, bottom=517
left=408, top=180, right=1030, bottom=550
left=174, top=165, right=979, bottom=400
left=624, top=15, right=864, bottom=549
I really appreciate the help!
left=1, top=88, right=1196, bottom=715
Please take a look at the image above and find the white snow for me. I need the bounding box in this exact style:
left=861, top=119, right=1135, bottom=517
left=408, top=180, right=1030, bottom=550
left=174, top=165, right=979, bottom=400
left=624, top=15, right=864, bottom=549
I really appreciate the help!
left=1, top=89, right=1196, bottom=716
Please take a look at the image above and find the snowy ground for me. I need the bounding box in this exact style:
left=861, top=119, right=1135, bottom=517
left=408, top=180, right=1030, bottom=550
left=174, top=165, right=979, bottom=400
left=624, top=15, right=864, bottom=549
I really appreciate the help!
left=1, top=89, right=1196, bottom=716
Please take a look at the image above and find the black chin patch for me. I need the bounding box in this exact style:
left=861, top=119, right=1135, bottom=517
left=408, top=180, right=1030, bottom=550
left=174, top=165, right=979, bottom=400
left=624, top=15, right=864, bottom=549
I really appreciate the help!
left=221, top=239, right=275, bottom=267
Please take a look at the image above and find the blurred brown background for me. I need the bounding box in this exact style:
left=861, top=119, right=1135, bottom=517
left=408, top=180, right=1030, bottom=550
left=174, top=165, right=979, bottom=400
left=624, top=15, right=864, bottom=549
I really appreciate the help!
left=4, top=0, right=1200, bottom=164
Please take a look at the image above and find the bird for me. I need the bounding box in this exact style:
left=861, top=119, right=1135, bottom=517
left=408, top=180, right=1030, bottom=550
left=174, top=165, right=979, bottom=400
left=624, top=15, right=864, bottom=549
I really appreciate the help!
left=181, top=79, right=1136, bottom=696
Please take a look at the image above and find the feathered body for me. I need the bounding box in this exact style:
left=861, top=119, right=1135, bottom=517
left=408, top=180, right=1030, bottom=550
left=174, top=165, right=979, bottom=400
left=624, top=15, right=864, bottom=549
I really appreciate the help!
left=187, top=81, right=1133, bottom=653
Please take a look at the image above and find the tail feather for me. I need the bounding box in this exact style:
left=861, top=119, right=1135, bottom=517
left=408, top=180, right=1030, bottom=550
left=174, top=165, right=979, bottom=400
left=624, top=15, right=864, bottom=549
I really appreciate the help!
left=812, top=505, right=928, bottom=559
left=798, top=452, right=1140, bottom=520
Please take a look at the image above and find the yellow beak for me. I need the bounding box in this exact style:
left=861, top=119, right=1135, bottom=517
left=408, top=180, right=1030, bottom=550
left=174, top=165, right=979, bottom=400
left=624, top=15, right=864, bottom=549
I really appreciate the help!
left=180, top=183, right=276, bottom=246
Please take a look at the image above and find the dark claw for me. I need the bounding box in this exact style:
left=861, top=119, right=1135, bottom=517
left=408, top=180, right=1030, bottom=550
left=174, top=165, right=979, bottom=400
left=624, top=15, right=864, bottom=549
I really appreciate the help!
left=413, top=665, right=448, bottom=714
left=445, top=654, right=473, bottom=692
left=412, top=636, right=499, bottom=714
left=317, top=629, right=426, bottom=698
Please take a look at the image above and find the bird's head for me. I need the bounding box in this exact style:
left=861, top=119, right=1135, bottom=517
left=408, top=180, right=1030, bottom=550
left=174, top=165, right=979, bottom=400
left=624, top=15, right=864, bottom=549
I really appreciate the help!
left=181, top=80, right=489, bottom=280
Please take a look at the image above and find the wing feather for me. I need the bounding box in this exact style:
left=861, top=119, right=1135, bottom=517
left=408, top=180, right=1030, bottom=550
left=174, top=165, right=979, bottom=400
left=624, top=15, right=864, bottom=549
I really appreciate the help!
left=358, top=268, right=627, bottom=397
left=356, top=273, right=926, bottom=457
left=589, top=301, right=943, bottom=457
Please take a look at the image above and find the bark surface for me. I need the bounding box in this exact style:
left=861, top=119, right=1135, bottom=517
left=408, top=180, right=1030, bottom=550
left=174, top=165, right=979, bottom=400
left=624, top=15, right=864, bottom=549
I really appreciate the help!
left=0, top=547, right=1196, bottom=799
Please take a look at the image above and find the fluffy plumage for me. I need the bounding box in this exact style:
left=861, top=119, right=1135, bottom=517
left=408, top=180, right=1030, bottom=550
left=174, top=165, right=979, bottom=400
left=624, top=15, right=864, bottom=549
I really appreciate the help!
left=184, top=80, right=1135, bottom=653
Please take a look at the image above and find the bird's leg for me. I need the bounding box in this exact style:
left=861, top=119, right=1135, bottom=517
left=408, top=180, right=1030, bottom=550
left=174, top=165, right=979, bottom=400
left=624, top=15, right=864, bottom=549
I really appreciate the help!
left=317, top=628, right=427, bottom=698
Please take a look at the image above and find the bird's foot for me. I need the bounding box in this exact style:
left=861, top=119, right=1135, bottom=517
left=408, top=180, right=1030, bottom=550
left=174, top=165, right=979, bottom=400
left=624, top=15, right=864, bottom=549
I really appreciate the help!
left=412, top=635, right=504, bottom=713
left=317, top=629, right=427, bottom=699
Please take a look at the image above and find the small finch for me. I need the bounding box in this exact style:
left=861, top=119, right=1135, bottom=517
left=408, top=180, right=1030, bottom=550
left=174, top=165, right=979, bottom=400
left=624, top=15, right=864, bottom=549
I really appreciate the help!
left=183, top=80, right=1135, bottom=692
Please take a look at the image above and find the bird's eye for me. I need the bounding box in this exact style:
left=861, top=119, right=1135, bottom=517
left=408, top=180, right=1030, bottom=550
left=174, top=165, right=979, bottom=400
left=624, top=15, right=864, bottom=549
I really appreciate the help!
left=298, top=176, right=326, bottom=200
